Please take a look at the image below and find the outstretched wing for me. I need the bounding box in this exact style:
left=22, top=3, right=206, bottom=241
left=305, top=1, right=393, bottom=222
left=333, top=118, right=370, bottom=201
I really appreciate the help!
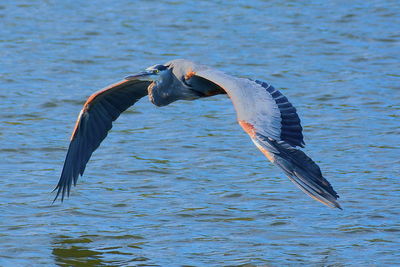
left=54, top=78, right=150, bottom=201
left=188, top=67, right=341, bottom=209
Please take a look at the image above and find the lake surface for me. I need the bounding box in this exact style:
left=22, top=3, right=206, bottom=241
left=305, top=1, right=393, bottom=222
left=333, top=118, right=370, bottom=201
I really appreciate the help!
left=1, top=0, right=399, bottom=266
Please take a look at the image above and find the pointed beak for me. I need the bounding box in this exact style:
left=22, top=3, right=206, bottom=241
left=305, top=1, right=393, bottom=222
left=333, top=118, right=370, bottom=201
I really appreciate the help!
left=125, top=70, right=157, bottom=81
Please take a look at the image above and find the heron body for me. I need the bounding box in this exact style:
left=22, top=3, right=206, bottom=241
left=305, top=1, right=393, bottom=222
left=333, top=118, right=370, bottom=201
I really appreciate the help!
left=55, top=59, right=341, bottom=209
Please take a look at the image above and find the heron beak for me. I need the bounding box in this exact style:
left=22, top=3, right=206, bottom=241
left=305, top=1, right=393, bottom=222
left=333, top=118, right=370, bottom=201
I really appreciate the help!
left=125, top=70, right=158, bottom=81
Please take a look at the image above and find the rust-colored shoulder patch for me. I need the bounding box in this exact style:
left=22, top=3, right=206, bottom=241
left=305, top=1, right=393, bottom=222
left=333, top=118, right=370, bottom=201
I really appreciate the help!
left=85, top=79, right=128, bottom=105
left=184, top=70, right=196, bottom=80
left=239, top=120, right=256, bottom=138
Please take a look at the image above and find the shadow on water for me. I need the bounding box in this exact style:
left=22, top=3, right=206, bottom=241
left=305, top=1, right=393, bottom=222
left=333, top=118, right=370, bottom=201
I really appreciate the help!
left=51, top=235, right=153, bottom=266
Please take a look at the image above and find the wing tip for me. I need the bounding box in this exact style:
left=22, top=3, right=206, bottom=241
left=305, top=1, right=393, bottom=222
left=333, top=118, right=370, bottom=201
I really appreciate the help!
left=288, top=174, right=342, bottom=210
left=52, top=185, right=64, bottom=204
left=316, top=193, right=342, bottom=210
left=52, top=183, right=73, bottom=203
left=325, top=199, right=343, bottom=210
left=254, top=134, right=342, bottom=210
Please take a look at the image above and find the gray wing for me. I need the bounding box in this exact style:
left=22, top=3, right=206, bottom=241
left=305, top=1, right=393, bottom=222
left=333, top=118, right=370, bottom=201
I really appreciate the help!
left=54, top=78, right=150, bottom=201
left=189, top=68, right=341, bottom=209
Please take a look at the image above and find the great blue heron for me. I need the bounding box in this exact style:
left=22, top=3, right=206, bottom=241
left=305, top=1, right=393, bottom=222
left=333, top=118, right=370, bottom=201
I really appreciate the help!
left=54, top=59, right=341, bottom=209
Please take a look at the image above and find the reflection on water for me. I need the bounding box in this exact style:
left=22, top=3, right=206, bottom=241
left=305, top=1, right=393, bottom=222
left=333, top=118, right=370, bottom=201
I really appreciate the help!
left=52, top=235, right=150, bottom=267
left=1, top=0, right=400, bottom=266
left=53, top=240, right=104, bottom=267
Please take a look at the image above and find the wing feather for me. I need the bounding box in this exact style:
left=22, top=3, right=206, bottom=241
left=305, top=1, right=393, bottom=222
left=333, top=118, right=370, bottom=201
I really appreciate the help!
left=254, top=134, right=340, bottom=209
left=190, top=66, right=340, bottom=209
left=54, top=79, right=150, bottom=201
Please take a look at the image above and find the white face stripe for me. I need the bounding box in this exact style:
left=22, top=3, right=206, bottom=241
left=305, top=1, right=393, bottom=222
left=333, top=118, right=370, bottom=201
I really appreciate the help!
left=145, top=64, right=159, bottom=71
left=145, top=64, right=169, bottom=72
left=140, top=64, right=169, bottom=83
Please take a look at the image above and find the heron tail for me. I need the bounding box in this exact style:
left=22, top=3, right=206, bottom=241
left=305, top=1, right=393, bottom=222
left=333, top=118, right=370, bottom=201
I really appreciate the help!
left=254, top=134, right=341, bottom=209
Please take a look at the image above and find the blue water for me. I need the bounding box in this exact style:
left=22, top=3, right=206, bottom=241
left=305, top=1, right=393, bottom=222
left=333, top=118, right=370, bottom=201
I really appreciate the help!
left=1, top=1, right=399, bottom=266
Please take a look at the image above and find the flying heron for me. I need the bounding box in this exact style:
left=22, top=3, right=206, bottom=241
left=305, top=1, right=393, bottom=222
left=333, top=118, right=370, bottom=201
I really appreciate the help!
left=54, top=59, right=341, bottom=209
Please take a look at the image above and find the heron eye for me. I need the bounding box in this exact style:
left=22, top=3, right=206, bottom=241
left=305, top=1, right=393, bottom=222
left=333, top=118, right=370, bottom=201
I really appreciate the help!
left=154, top=69, right=159, bottom=74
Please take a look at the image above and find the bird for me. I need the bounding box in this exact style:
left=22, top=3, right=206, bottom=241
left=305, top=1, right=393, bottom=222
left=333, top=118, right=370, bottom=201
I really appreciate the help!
left=54, top=59, right=341, bottom=209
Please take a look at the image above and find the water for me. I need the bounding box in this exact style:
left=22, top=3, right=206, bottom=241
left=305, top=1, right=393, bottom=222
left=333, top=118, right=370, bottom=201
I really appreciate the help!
left=1, top=0, right=399, bottom=266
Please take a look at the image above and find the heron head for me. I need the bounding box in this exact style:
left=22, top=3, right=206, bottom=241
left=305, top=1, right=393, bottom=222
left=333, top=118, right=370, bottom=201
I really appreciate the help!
left=124, top=64, right=174, bottom=106
left=126, top=60, right=217, bottom=106
left=126, top=62, right=200, bottom=106
left=125, top=64, right=169, bottom=82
